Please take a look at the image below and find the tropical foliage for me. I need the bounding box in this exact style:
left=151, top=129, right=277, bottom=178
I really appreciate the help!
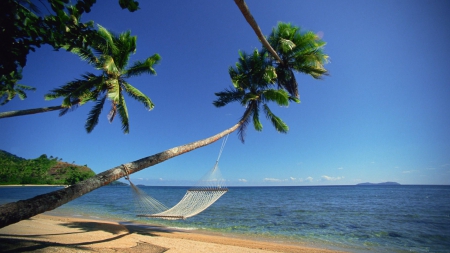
left=213, top=22, right=328, bottom=142
left=0, top=150, right=95, bottom=185
left=0, top=0, right=139, bottom=105
left=214, top=49, right=296, bottom=142
left=264, top=22, right=329, bottom=98
left=44, top=26, right=161, bottom=133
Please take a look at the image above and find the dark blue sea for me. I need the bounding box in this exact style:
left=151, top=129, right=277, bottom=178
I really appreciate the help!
left=1, top=185, right=449, bottom=253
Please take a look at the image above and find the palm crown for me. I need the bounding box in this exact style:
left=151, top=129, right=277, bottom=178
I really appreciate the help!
left=214, top=49, right=294, bottom=142
left=45, top=25, right=161, bottom=133
left=265, top=22, right=329, bottom=99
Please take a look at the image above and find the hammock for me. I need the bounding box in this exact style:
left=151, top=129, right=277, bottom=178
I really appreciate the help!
left=126, top=135, right=229, bottom=220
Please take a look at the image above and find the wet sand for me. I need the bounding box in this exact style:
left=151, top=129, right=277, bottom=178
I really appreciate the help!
left=0, top=214, right=347, bottom=252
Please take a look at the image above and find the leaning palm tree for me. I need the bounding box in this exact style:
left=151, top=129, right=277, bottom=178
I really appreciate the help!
left=0, top=49, right=296, bottom=228
left=45, top=25, right=161, bottom=133
left=264, top=22, right=329, bottom=99
left=214, top=49, right=295, bottom=142
left=232, top=1, right=329, bottom=99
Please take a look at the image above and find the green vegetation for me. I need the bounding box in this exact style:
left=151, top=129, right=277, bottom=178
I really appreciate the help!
left=1, top=0, right=139, bottom=105
left=0, top=150, right=95, bottom=185
left=45, top=26, right=160, bottom=133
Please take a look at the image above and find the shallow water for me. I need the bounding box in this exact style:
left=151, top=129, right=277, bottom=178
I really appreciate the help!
left=1, top=185, right=449, bottom=252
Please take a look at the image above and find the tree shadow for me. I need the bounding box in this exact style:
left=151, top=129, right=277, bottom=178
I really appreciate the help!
left=61, top=221, right=128, bottom=234
left=0, top=220, right=171, bottom=252
left=0, top=237, right=168, bottom=252
left=118, top=221, right=183, bottom=237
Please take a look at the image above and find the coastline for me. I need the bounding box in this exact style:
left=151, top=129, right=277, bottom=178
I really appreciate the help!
left=0, top=214, right=348, bottom=253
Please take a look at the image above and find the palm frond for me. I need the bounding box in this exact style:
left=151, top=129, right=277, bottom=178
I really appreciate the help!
left=122, top=81, right=154, bottom=110
left=265, top=22, right=329, bottom=98
left=213, top=87, right=245, bottom=107
left=45, top=73, right=103, bottom=106
left=85, top=94, right=107, bottom=133
left=262, top=89, right=289, bottom=107
left=100, top=55, right=118, bottom=74
left=96, top=25, right=118, bottom=55
left=279, top=38, right=296, bottom=53
left=114, top=30, right=136, bottom=69
left=289, top=95, right=301, bottom=103
left=251, top=101, right=262, bottom=131
left=237, top=106, right=253, bottom=143
left=124, top=54, right=161, bottom=78
left=275, top=67, right=299, bottom=98
left=263, top=104, right=289, bottom=133
left=67, top=46, right=98, bottom=66
left=0, top=83, right=36, bottom=105
left=116, top=93, right=130, bottom=133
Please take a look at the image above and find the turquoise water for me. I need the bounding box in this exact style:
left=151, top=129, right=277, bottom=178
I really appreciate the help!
left=1, top=185, right=449, bottom=252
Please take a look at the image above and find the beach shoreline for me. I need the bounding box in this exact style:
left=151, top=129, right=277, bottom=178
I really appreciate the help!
left=0, top=214, right=348, bottom=253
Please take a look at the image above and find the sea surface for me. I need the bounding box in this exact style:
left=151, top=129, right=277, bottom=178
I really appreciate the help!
left=1, top=185, right=449, bottom=253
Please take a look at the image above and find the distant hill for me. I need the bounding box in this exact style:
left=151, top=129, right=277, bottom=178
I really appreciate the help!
left=0, top=150, right=26, bottom=161
left=0, top=149, right=95, bottom=185
left=108, top=181, right=128, bottom=186
left=357, top=182, right=401, bottom=186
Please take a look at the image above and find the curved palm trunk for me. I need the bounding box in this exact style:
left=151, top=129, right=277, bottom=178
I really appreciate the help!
left=0, top=105, right=64, bottom=119
left=0, top=115, right=249, bottom=228
left=234, top=0, right=282, bottom=64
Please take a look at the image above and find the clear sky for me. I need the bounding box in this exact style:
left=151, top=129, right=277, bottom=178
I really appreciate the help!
left=1, top=0, right=449, bottom=186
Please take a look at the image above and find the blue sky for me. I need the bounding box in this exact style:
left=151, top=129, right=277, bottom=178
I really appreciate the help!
left=1, top=0, right=449, bottom=186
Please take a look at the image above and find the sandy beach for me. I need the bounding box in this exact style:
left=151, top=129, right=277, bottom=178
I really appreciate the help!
left=0, top=214, right=347, bottom=253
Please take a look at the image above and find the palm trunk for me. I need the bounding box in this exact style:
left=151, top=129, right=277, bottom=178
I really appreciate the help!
left=0, top=105, right=64, bottom=119
left=0, top=117, right=246, bottom=228
left=234, top=0, right=283, bottom=64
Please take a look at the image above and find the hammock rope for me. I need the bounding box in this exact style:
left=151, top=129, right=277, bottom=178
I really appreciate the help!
left=126, top=135, right=229, bottom=220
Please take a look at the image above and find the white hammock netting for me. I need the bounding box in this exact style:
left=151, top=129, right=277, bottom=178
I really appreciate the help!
left=127, top=135, right=229, bottom=220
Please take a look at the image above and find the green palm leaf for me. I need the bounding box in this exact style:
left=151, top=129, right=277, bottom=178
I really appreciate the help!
left=96, top=25, right=118, bottom=56
left=122, top=82, right=154, bottom=110
left=263, top=104, right=289, bottom=133
left=237, top=106, right=253, bottom=143
left=262, top=89, right=289, bottom=106
left=116, top=93, right=130, bottom=133
left=125, top=54, right=161, bottom=78
left=265, top=22, right=329, bottom=98
left=86, top=94, right=107, bottom=133
left=213, top=88, right=244, bottom=107
left=252, top=101, right=262, bottom=131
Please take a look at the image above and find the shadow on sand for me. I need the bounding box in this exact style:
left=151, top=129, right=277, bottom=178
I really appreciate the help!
left=0, top=219, right=172, bottom=252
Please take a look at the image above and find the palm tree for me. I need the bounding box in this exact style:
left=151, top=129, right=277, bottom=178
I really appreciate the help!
left=0, top=26, right=161, bottom=134
left=232, top=1, right=329, bottom=99
left=265, top=22, right=329, bottom=99
left=45, top=25, right=161, bottom=133
left=0, top=49, right=296, bottom=228
left=214, top=49, right=294, bottom=142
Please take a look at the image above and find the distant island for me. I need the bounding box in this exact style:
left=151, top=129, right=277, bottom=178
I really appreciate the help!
left=0, top=149, right=123, bottom=186
left=357, top=182, right=401, bottom=186
left=109, top=181, right=128, bottom=186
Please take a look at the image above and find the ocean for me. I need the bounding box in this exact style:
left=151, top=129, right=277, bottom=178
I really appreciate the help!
left=1, top=185, right=449, bottom=253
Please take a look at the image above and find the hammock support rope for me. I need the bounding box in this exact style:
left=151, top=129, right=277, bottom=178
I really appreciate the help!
left=126, top=135, right=229, bottom=220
